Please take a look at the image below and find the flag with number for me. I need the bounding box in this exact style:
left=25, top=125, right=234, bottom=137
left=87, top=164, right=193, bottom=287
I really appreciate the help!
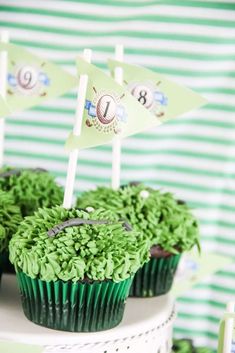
left=0, top=94, right=11, bottom=118
left=108, top=59, right=207, bottom=122
left=66, top=57, right=206, bottom=150
left=66, top=57, right=163, bottom=150
left=0, top=43, right=77, bottom=116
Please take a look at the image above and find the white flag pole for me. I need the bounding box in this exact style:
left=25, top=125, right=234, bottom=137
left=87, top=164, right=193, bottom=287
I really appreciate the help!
left=111, top=44, right=123, bottom=190
left=63, top=48, right=92, bottom=209
left=223, top=302, right=235, bottom=353
left=0, top=30, right=9, bottom=168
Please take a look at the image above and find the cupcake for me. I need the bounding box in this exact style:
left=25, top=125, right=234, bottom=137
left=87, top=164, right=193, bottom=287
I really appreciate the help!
left=0, top=190, right=22, bottom=283
left=0, top=167, right=63, bottom=217
left=9, top=206, right=150, bottom=331
left=77, top=183, right=200, bottom=297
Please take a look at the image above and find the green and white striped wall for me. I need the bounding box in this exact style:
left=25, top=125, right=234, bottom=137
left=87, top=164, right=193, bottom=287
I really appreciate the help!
left=0, top=0, right=235, bottom=349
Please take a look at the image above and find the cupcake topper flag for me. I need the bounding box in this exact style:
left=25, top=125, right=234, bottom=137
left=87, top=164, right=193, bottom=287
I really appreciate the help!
left=0, top=42, right=77, bottom=114
left=65, top=58, right=164, bottom=152
left=0, top=40, right=77, bottom=166
left=108, top=59, right=207, bottom=125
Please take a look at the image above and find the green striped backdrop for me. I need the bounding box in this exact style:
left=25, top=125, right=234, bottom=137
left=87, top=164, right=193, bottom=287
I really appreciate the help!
left=0, top=0, right=235, bottom=349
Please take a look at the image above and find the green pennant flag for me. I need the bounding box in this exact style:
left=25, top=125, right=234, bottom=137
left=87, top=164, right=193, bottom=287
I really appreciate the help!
left=172, top=251, right=233, bottom=297
left=66, top=57, right=162, bottom=150
left=108, top=59, right=207, bottom=122
left=0, top=94, right=11, bottom=118
left=0, top=43, right=77, bottom=116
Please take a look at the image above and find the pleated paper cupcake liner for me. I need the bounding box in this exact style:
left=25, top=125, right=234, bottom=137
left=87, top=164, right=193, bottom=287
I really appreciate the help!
left=16, top=272, right=133, bottom=332
left=129, top=254, right=181, bottom=297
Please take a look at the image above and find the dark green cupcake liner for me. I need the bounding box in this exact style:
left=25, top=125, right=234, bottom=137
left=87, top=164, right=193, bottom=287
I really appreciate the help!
left=0, top=251, right=15, bottom=274
left=16, top=272, right=133, bottom=332
left=129, top=254, right=181, bottom=297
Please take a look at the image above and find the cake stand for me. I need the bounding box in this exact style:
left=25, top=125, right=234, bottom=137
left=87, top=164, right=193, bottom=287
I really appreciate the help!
left=0, top=275, right=175, bottom=353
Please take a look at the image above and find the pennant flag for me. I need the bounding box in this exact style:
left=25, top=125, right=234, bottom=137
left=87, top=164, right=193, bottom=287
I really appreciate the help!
left=66, top=58, right=174, bottom=150
left=0, top=94, right=11, bottom=118
left=108, top=59, right=207, bottom=123
left=172, top=251, right=233, bottom=297
left=0, top=43, right=77, bottom=116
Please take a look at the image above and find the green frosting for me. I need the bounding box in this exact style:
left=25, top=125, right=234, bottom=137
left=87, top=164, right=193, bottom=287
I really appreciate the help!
left=77, top=184, right=200, bottom=254
left=172, top=339, right=214, bottom=353
left=0, top=190, right=22, bottom=253
left=9, top=206, right=150, bottom=283
left=0, top=167, right=64, bottom=217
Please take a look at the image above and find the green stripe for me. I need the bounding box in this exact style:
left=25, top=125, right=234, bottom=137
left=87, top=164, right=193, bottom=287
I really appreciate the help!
left=189, top=202, right=235, bottom=213
left=178, top=312, right=219, bottom=324
left=165, top=0, right=235, bottom=10
left=7, top=119, right=72, bottom=130
left=200, top=219, right=235, bottom=229
left=197, top=283, right=235, bottom=295
left=177, top=297, right=225, bottom=309
left=2, top=21, right=235, bottom=44
left=136, top=133, right=234, bottom=146
left=202, top=236, right=235, bottom=246
left=13, top=39, right=235, bottom=63
left=26, top=0, right=235, bottom=11
left=168, top=119, right=235, bottom=130
left=55, top=57, right=235, bottom=78
left=217, top=270, right=235, bottom=279
left=31, top=106, right=75, bottom=115
left=3, top=5, right=235, bottom=28
left=196, top=87, right=235, bottom=95
left=155, top=180, right=235, bottom=195
left=153, top=165, right=235, bottom=178
left=174, top=327, right=217, bottom=340
left=7, top=118, right=235, bottom=147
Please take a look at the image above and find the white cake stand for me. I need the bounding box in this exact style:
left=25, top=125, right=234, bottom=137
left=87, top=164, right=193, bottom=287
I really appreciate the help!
left=0, top=275, right=175, bottom=353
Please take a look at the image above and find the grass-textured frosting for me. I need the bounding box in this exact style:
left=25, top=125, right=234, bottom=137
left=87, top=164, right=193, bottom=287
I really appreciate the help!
left=77, top=184, right=200, bottom=254
left=0, top=190, right=22, bottom=253
left=0, top=167, right=64, bottom=217
left=9, top=206, right=150, bottom=283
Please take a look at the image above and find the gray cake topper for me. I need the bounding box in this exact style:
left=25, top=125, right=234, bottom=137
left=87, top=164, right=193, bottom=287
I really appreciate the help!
left=47, top=217, right=132, bottom=237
